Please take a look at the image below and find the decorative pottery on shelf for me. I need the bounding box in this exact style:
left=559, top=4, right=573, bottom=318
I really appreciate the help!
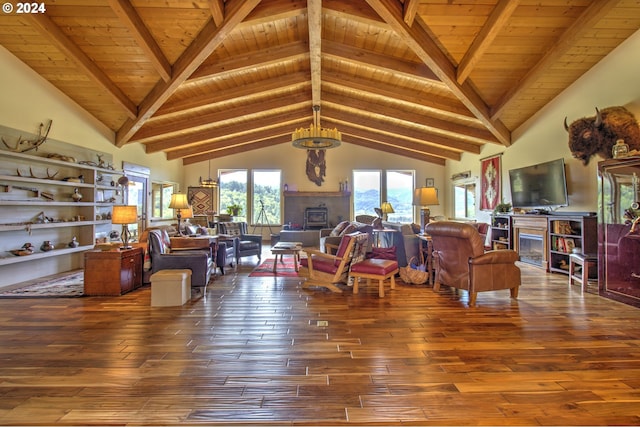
left=40, top=241, right=54, bottom=252
left=68, top=237, right=79, bottom=248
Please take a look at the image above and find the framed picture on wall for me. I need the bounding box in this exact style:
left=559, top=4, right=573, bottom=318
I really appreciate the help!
left=426, top=178, right=435, bottom=187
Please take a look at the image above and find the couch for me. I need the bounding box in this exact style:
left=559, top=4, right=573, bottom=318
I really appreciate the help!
left=217, top=221, right=262, bottom=262
left=425, top=221, right=521, bottom=306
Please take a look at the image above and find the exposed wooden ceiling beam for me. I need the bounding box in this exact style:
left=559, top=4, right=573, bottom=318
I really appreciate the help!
left=344, top=133, right=447, bottom=165
left=169, top=122, right=302, bottom=160
left=456, top=0, right=519, bottom=85
left=321, top=108, right=473, bottom=158
left=188, top=40, right=309, bottom=82
left=108, top=0, right=172, bottom=82
left=208, top=0, right=225, bottom=27
left=321, top=71, right=474, bottom=120
left=115, top=0, right=261, bottom=146
left=133, top=92, right=309, bottom=141
left=322, top=92, right=497, bottom=145
left=322, top=39, right=439, bottom=82
left=403, top=0, right=419, bottom=27
left=490, top=0, right=620, bottom=120
left=25, top=13, right=137, bottom=119
left=365, top=0, right=511, bottom=146
left=156, top=72, right=309, bottom=117
left=143, top=105, right=310, bottom=153
left=308, top=0, right=322, bottom=107
left=182, top=135, right=290, bottom=165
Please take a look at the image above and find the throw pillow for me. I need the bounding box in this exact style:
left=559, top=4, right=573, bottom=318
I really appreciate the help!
left=340, top=223, right=357, bottom=236
left=330, top=220, right=350, bottom=237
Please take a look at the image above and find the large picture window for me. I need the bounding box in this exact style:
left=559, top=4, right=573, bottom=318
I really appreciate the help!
left=252, top=170, right=282, bottom=226
left=353, top=170, right=415, bottom=222
left=454, top=180, right=477, bottom=219
left=353, top=170, right=381, bottom=217
left=385, top=170, right=414, bottom=223
left=219, top=170, right=247, bottom=221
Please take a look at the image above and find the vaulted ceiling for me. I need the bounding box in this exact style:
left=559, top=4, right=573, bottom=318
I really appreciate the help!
left=1, top=0, right=639, bottom=166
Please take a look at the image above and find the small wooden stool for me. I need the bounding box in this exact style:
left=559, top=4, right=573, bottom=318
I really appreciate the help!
left=568, top=253, right=597, bottom=291
left=349, top=259, right=399, bottom=297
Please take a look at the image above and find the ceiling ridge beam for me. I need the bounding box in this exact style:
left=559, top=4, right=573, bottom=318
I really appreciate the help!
left=133, top=92, right=309, bottom=141
left=108, top=0, right=172, bottom=82
left=364, top=0, right=511, bottom=146
left=490, top=0, right=620, bottom=120
left=308, top=0, right=322, bottom=106
left=115, top=0, right=261, bottom=146
left=456, top=0, right=519, bottom=85
left=403, top=0, right=419, bottom=26
left=144, top=106, right=310, bottom=152
left=188, top=40, right=309, bottom=82
left=322, top=39, right=439, bottom=82
left=322, top=91, right=498, bottom=144
left=156, top=72, right=309, bottom=117
left=25, top=13, right=137, bottom=119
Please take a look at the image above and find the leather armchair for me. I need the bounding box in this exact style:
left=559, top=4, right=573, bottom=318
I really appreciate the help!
left=425, top=221, right=521, bottom=306
left=147, top=229, right=213, bottom=290
left=217, top=222, right=262, bottom=262
left=216, top=239, right=236, bottom=275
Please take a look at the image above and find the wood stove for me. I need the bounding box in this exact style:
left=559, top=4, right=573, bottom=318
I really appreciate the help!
left=304, top=206, right=328, bottom=230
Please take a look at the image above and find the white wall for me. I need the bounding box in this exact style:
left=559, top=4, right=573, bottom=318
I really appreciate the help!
left=446, top=28, right=640, bottom=224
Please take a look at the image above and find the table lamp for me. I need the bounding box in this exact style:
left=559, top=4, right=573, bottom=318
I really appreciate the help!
left=413, top=187, right=439, bottom=233
left=180, top=205, right=194, bottom=234
left=380, top=201, right=394, bottom=221
left=111, top=205, right=137, bottom=249
left=169, top=193, right=190, bottom=234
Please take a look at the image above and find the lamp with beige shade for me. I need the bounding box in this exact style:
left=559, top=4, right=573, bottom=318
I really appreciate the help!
left=413, top=187, right=439, bottom=233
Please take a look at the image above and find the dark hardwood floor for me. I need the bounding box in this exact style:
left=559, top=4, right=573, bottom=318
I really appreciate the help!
left=0, top=246, right=639, bottom=426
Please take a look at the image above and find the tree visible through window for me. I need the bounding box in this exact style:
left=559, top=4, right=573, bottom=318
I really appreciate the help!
left=252, top=170, right=281, bottom=226
left=219, top=170, right=247, bottom=221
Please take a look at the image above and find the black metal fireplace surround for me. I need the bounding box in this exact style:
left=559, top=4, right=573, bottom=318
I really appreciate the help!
left=304, top=206, right=328, bottom=230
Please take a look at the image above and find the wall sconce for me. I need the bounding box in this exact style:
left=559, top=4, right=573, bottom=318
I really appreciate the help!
left=111, top=205, right=137, bottom=249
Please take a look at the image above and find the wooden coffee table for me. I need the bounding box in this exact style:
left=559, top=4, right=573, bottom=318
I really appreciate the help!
left=270, top=241, right=303, bottom=272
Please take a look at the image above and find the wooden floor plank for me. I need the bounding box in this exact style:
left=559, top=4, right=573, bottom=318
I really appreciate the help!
left=0, top=248, right=639, bottom=425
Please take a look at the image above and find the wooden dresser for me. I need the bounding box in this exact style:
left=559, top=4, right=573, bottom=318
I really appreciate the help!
left=84, top=247, right=144, bottom=296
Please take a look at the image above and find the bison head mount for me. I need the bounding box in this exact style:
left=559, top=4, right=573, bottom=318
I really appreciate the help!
left=565, top=106, right=640, bottom=165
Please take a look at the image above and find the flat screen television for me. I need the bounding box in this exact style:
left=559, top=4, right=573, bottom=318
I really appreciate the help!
left=508, top=158, right=569, bottom=209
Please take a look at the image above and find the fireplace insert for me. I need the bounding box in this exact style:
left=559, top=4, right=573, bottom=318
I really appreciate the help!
left=304, top=206, right=328, bottom=230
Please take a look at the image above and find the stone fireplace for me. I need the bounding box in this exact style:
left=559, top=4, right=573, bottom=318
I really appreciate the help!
left=283, top=191, right=350, bottom=229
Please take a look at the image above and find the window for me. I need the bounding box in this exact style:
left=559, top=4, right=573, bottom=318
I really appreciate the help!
left=385, top=170, right=414, bottom=223
left=219, top=170, right=247, bottom=221
left=353, top=170, right=381, bottom=217
left=252, top=170, right=281, bottom=225
left=353, top=170, right=415, bottom=222
left=453, top=181, right=477, bottom=219
left=151, top=181, right=177, bottom=219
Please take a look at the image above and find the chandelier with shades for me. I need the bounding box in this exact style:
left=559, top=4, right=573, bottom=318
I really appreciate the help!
left=292, top=105, right=342, bottom=149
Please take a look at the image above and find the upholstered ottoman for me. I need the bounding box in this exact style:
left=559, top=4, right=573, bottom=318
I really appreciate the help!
left=349, top=259, right=399, bottom=297
left=150, top=269, right=191, bottom=306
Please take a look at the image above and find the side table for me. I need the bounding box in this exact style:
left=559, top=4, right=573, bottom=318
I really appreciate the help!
left=84, top=247, right=143, bottom=296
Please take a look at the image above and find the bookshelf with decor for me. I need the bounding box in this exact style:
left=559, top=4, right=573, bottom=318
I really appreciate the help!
left=548, top=215, right=597, bottom=275
left=490, top=214, right=512, bottom=250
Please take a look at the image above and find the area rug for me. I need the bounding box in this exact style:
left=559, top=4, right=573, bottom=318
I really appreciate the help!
left=0, top=271, right=84, bottom=298
left=249, top=258, right=299, bottom=277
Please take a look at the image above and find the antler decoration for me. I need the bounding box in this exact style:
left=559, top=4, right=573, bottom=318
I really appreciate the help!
left=16, top=167, right=58, bottom=180
left=2, top=120, right=52, bottom=153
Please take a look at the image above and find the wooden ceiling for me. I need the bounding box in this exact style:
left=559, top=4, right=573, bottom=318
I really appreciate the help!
left=1, top=0, right=639, bottom=166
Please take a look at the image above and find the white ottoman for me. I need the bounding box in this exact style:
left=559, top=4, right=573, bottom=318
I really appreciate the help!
left=150, top=269, right=192, bottom=306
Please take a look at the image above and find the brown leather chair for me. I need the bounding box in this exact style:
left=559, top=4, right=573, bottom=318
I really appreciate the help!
left=425, top=221, right=521, bottom=306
